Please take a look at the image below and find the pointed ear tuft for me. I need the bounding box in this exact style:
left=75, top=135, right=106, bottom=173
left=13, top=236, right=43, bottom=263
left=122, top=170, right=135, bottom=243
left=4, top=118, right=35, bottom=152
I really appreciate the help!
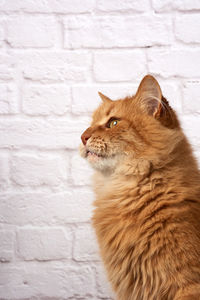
left=136, top=75, right=163, bottom=117
left=98, top=92, right=112, bottom=103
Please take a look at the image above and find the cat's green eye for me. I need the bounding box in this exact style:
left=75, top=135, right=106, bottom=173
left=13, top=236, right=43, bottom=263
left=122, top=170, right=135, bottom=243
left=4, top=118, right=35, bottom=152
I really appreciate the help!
left=109, top=119, right=118, bottom=128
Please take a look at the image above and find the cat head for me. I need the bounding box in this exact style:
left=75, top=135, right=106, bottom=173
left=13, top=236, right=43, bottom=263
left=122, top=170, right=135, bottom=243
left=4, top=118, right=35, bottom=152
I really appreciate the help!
left=80, top=75, right=182, bottom=174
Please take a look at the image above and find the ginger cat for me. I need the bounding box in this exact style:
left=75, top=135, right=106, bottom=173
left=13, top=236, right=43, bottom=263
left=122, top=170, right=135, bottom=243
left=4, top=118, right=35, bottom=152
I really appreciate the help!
left=80, top=75, right=200, bottom=300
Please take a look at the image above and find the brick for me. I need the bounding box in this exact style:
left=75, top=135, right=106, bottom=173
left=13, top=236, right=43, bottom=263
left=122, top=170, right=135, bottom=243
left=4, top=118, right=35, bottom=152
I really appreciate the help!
left=72, top=82, right=181, bottom=116
left=175, top=15, right=200, bottom=44
left=6, top=16, right=56, bottom=48
left=72, top=86, right=101, bottom=114
left=179, top=115, right=200, bottom=149
left=194, top=151, right=200, bottom=167
left=1, top=0, right=200, bottom=298
left=0, top=263, right=69, bottom=299
left=0, top=66, right=14, bottom=81
left=17, top=227, right=72, bottom=261
left=94, top=51, right=146, bottom=82
left=11, top=154, right=67, bottom=186
left=71, top=154, right=93, bottom=186
left=157, top=81, right=182, bottom=114
left=13, top=51, right=91, bottom=83
left=0, top=20, right=4, bottom=47
left=64, top=16, right=172, bottom=48
left=63, top=265, right=96, bottom=298
left=22, top=84, right=70, bottom=116
left=97, top=0, right=150, bottom=11
left=0, top=0, right=24, bottom=11
left=0, top=53, right=15, bottom=81
left=72, top=82, right=179, bottom=114
left=175, top=0, right=200, bottom=10
left=0, top=230, right=14, bottom=262
left=148, top=49, right=200, bottom=78
left=73, top=224, right=100, bottom=261
left=0, top=190, right=93, bottom=225
left=96, top=263, right=114, bottom=299
left=152, top=0, right=175, bottom=11
left=0, top=0, right=95, bottom=13
left=0, top=155, right=9, bottom=189
left=0, top=84, right=18, bottom=114
left=152, top=0, right=200, bottom=11
left=0, top=119, right=89, bottom=150
left=72, top=85, right=135, bottom=114
left=48, top=0, right=95, bottom=13
left=0, top=263, right=96, bottom=298
left=182, top=81, right=200, bottom=114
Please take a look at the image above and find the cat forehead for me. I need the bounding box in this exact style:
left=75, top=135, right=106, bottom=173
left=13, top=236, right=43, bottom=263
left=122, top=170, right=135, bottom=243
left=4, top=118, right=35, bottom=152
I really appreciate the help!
left=92, top=97, right=134, bottom=125
left=92, top=102, right=119, bottom=125
left=92, top=111, right=114, bottom=126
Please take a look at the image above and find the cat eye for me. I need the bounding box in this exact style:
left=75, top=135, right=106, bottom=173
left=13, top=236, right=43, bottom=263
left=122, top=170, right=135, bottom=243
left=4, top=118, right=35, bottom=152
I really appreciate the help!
left=108, top=119, right=118, bottom=128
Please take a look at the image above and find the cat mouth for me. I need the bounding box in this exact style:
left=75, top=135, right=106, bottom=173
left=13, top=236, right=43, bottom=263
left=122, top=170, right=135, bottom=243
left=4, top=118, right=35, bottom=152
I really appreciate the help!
left=86, top=150, right=105, bottom=161
left=82, top=146, right=119, bottom=171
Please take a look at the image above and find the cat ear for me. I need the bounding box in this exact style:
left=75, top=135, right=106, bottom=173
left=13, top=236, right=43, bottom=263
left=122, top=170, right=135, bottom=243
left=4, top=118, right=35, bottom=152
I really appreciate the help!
left=98, top=92, right=112, bottom=103
left=136, top=75, right=162, bottom=117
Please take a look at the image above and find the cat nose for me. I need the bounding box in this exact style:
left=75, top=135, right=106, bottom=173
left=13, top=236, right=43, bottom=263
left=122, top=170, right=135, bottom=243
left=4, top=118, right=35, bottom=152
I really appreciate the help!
left=81, top=128, right=92, bottom=145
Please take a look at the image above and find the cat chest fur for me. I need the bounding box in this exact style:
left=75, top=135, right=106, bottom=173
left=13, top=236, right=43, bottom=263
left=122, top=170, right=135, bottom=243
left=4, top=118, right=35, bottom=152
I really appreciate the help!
left=92, top=166, right=198, bottom=300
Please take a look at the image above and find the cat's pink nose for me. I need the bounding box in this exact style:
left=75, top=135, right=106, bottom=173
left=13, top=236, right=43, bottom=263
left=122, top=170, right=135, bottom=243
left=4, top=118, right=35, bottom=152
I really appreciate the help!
left=81, top=128, right=92, bottom=145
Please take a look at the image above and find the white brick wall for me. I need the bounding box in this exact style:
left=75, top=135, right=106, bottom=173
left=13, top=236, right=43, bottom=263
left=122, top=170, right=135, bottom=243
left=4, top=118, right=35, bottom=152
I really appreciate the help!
left=0, top=1, right=200, bottom=299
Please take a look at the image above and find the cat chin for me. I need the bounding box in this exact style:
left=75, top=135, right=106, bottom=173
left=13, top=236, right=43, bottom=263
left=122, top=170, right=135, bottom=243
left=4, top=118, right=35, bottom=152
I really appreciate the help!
left=89, top=154, right=118, bottom=171
left=79, top=143, right=119, bottom=173
left=79, top=143, right=86, bottom=158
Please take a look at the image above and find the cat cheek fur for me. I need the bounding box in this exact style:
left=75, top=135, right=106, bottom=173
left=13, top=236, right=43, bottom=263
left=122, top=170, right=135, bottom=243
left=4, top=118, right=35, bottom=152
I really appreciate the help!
left=86, top=138, right=123, bottom=172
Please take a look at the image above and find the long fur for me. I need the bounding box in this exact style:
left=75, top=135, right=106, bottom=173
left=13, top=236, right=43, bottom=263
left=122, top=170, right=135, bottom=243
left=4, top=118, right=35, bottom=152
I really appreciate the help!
left=80, top=75, right=200, bottom=300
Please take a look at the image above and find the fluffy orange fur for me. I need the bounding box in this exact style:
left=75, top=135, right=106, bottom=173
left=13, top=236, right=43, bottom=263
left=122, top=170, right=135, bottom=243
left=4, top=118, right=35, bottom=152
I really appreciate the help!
left=80, top=75, right=200, bottom=300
